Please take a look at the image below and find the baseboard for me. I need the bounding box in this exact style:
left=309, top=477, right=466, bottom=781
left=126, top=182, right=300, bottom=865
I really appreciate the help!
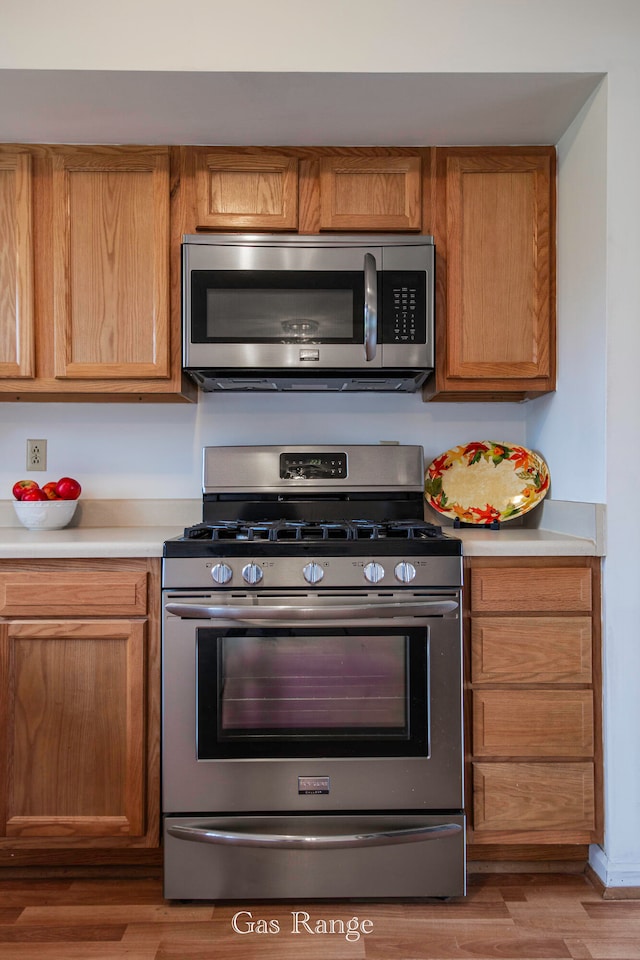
left=587, top=859, right=640, bottom=900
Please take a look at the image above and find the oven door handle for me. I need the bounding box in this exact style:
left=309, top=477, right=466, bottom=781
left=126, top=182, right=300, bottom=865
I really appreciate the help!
left=167, top=821, right=462, bottom=849
left=165, top=599, right=458, bottom=620
left=363, top=251, right=378, bottom=361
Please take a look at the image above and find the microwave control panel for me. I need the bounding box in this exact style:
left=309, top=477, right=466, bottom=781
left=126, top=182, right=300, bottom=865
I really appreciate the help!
left=381, top=271, right=427, bottom=345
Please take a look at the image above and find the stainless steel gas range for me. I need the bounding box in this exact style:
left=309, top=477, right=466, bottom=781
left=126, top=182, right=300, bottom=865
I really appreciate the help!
left=161, top=445, right=465, bottom=900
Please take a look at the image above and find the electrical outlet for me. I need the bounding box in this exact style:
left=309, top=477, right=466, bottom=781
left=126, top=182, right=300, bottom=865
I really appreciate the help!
left=26, top=439, right=47, bottom=472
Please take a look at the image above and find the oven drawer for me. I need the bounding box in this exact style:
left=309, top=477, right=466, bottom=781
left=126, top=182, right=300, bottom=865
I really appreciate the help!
left=163, top=814, right=466, bottom=900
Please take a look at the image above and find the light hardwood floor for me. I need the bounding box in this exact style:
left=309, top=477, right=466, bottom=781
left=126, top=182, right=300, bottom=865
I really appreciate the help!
left=0, top=872, right=638, bottom=959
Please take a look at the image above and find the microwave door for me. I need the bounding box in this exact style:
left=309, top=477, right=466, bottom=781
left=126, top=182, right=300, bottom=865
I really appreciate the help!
left=183, top=242, right=384, bottom=370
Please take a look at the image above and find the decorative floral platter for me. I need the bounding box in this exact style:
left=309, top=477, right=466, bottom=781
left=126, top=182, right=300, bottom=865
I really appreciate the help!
left=424, top=441, right=550, bottom=525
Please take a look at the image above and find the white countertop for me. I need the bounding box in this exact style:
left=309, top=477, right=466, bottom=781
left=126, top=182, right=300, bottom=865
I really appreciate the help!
left=449, top=526, right=597, bottom=556
left=0, top=524, right=185, bottom=558
left=0, top=498, right=605, bottom=559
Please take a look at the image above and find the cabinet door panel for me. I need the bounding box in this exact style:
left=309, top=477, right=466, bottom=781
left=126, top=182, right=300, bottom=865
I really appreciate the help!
left=196, top=152, right=298, bottom=230
left=473, top=762, right=595, bottom=840
left=471, top=566, right=592, bottom=613
left=52, top=146, right=170, bottom=379
left=473, top=690, right=594, bottom=757
left=0, top=571, right=148, bottom=617
left=427, top=147, right=556, bottom=400
left=0, top=149, right=34, bottom=378
left=1, top=620, right=145, bottom=838
left=471, top=617, right=592, bottom=683
left=319, top=156, right=421, bottom=231
left=444, top=152, right=552, bottom=380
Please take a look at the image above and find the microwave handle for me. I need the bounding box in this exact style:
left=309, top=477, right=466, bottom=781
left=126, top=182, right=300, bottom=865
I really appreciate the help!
left=363, top=252, right=378, bottom=361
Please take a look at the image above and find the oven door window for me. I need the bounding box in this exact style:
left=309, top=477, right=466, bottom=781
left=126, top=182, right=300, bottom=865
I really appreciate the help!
left=196, top=628, right=428, bottom=759
left=190, top=271, right=367, bottom=344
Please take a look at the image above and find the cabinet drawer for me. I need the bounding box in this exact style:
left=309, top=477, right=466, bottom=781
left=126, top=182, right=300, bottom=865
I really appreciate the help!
left=473, top=690, right=594, bottom=757
left=472, top=617, right=592, bottom=683
left=473, top=761, right=595, bottom=836
left=0, top=571, right=148, bottom=616
left=471, top=566, right=592, bottom=612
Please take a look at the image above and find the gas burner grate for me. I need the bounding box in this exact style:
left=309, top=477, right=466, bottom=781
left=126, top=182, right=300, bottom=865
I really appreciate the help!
left=182, top=518, right=443, bottom=543
left=384, top=520, right=444, bottom=540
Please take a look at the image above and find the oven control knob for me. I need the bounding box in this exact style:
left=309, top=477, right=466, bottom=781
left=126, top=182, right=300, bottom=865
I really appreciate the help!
left=364, top=561, right=385, bottom=584
left=242, top=562, right=264, bottom=585
left=303, top=561, right=324, bottom=584
left=211, top=562, right=233, bottom=585
left=394, top=561, right=417, bottom=583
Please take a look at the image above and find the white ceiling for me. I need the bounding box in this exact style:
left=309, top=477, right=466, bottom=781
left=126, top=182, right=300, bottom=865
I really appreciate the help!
left=0, top=70, right=603, bottom=146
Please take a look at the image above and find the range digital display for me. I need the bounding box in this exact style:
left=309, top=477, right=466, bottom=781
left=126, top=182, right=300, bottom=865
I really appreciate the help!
left=279, top=453, right=347, bottom=480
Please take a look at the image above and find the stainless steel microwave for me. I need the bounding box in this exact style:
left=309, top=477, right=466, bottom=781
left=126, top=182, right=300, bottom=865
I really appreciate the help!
left=181, top=234, right=435, bottom=392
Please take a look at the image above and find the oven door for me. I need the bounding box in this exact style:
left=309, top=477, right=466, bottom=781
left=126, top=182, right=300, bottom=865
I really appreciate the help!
left=162, top=591, right=463, bottom=814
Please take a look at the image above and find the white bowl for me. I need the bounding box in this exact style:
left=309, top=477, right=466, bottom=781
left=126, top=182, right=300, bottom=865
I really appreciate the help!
left=13, top=498, right=78, bottom=530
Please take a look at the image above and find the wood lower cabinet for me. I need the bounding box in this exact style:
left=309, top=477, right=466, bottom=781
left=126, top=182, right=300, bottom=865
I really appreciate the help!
left=466, top=557, right=602, bottom=853
left=0, top=559, right=160, bottom=864
left=425, top=146, right=556, bottom=402
left=0, top=144, right=194, bottom=402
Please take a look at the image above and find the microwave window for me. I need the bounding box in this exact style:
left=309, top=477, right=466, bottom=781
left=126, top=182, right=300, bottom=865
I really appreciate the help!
left=191, top=270, right=365, bottom=344
left=207, top=289, right=354, bottom=341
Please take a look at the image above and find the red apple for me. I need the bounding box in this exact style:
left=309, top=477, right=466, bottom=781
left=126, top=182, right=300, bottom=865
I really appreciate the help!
left=54, top=476, right=81, bottom=500
left=42, top=481, right=61, bottom=500
left=12, top=479, right=40, bottom=500
left=21, top=488, right=48, bottom=501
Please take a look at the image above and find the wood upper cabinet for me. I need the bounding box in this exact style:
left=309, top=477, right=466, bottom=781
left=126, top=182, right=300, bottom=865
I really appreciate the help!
left=195, top=151, right=299, bottom=230
left=318, top=156, right=422, bottom=231
left=0, top=144, right=194, bottom=402
left=1, top=141, right=557, bottom=402
left=425, top=147, right=556, bottom=402
left=178, top=146, right=428, bottom=235
left=465, top=557, right=602, bottom=848
left=0, top=147, right=34, bottom=378
left=0, top=558, right=160, bottom=856
left=52, top=147, right=170, bottom=380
